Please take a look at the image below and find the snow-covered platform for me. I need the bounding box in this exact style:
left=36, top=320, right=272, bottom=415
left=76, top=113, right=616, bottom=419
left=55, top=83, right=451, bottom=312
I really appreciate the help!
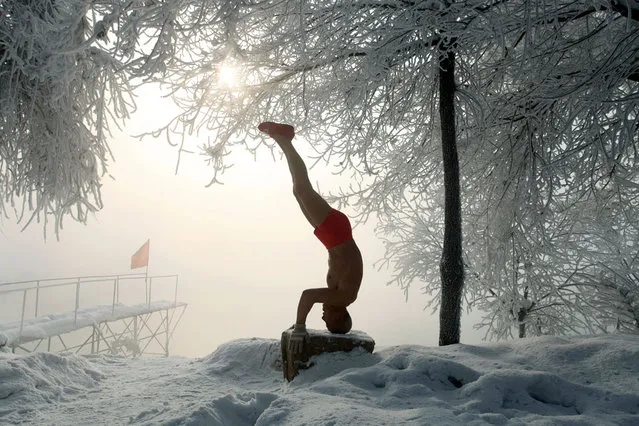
left=0, top=273, right=187, bottom=357
left=0, top=301, right=186, bottom=348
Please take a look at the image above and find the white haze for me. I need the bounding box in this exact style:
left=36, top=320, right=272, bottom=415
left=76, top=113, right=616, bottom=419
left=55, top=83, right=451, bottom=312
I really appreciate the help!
left=0, top=91, right=486, bottom=357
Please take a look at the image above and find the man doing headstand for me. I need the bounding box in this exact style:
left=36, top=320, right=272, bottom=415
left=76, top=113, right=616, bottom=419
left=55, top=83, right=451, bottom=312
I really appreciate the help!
left=258, top=122, right=363, bottom=354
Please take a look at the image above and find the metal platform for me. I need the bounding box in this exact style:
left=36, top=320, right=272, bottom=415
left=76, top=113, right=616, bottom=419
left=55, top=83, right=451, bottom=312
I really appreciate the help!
left=0, top=273, right=187, bottom=357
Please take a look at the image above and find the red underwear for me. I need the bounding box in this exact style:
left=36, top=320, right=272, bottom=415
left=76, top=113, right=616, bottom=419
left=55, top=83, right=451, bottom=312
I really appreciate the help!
left=314, top=209, right=353, bottom=250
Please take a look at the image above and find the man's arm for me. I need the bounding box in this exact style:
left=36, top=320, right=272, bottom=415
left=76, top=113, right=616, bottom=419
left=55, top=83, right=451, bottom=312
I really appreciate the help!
left=295, top=287, right=357, bottom=324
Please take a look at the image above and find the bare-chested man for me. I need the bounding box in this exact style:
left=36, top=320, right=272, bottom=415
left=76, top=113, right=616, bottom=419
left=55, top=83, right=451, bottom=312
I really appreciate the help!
left=258, top=122, right=363, bottom=353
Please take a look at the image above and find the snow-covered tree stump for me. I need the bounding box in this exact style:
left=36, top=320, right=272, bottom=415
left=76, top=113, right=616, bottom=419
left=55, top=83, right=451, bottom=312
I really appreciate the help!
left=280, top=328, right=375, bottom=381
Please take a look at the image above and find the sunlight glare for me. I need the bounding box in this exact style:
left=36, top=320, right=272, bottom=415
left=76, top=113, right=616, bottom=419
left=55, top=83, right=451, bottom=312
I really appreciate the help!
left=218, top=64, right=239, bottom=89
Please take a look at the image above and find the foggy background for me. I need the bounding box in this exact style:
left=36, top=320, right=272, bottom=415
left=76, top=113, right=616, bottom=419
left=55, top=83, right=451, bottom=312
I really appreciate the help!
left=0, top=90, right=484, bottom=358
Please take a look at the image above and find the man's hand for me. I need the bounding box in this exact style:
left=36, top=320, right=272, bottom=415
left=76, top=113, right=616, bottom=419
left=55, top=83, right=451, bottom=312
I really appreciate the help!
left=288, top=324, right=309, bottom=354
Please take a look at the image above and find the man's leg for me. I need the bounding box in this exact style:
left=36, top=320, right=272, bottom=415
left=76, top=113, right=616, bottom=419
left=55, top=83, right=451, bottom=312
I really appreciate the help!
left=294, top=192, right=317, bottom=227
left=282, top=142, right=332, bottom=228
left=259, top=122, right=332, bottom=227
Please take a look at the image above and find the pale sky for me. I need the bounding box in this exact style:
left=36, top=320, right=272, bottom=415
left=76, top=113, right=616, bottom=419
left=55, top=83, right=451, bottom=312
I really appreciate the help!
left=0, top=88, right=486, bottom=358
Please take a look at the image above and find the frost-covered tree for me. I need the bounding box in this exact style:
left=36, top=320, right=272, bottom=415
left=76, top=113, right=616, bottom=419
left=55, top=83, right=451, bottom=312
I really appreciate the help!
left=595, top=269, right=639, bottom=332
left=465, top=3, right=639, bottom=338
left=1, top=0, right=126, bottom=236
left=572, top=190, right=639, bottom=334
left=0, top=0, right=194, bottom=236
left=377, top=1, right=638, bottom=339
left=3, top=0, right=637, bottom=342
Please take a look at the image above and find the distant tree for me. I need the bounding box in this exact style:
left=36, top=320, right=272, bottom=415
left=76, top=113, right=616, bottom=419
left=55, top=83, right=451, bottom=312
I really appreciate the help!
left=573, top=190, right=639, bottom=334
left=594, top=268, right=639, bottom=333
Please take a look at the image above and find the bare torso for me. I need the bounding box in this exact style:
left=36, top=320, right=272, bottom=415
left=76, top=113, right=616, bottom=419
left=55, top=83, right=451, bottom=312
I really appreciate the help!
left=326, top=239, right=363, bottom=304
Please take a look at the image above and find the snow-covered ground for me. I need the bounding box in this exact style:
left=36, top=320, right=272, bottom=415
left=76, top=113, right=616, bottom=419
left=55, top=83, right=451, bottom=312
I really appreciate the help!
left=1, top=334, right=638, bottom=425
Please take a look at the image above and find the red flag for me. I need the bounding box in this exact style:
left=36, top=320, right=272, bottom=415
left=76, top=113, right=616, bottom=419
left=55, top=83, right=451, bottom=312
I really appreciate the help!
left=131, top=239, right=150, bottom=269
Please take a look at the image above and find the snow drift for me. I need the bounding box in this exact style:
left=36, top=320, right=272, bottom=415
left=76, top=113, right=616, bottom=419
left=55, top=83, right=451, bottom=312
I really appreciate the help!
left=1, top=334, right=638, bottom=425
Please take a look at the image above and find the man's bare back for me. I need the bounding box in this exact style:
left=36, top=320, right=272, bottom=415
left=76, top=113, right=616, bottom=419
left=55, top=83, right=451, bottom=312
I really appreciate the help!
left=327, top=240, right=363, bottom=294
left=323, top=239, right=363, bottom=328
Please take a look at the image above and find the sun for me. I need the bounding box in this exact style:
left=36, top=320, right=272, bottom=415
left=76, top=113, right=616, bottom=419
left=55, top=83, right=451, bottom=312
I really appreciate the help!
left=217, top=64, right=239, bottom=88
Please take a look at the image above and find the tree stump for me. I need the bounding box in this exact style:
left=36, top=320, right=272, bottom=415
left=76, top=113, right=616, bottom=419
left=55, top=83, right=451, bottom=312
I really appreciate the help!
left=280, top=328, right=375, bottom=381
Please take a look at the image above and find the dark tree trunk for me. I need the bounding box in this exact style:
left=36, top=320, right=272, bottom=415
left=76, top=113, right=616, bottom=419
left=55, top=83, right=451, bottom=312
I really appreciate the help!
left=518, top=309, right=527, bottom=338
left=438, top=48, right=464, bottom=346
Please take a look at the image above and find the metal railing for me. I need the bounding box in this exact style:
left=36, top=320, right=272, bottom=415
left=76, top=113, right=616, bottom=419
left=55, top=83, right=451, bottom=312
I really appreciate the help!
left=0, top=273, right=180, bottom=339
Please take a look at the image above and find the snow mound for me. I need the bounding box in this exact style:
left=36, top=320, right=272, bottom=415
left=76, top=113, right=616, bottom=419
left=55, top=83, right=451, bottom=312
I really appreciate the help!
left=0, top=332, right=8, bottom=352
left=460, top=368, right=639, bottom=421
left=199, top=338, right=282, bottom=378
left=0, top=352, right=103, bottom=422
left=507, top=335, right=639, bottom=394
left=279, top=335, right=639, bottom=425
left=159, top=339, right=284, bottom=425
left=164, top=392, right=279, bottom=426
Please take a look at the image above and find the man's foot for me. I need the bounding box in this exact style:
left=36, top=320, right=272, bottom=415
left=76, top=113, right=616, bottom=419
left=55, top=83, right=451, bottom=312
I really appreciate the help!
left=258, top=122, right=295, bottom=144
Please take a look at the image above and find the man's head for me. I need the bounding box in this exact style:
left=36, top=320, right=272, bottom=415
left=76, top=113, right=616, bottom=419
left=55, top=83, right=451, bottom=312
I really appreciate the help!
left=322, top=304, right=352, bottom=334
